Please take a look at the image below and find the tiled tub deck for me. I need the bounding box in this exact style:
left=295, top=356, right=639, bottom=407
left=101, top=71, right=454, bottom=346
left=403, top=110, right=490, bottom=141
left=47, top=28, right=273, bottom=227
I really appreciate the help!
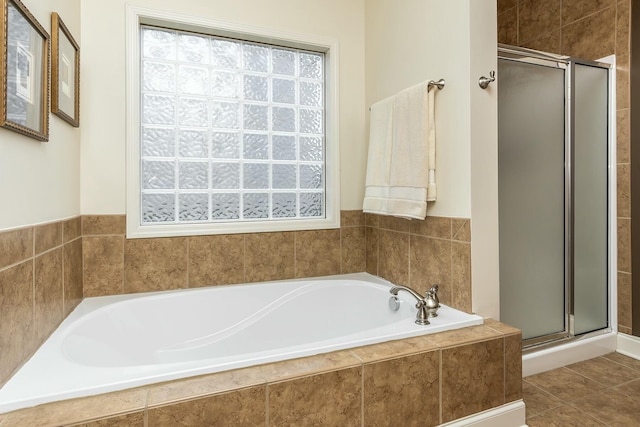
left=0, top=319, right=521, bottom=427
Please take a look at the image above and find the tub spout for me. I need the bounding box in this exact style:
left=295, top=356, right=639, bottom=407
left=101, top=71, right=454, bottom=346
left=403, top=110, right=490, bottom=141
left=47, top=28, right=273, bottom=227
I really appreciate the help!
left=389, top=285, right=430, bottom=325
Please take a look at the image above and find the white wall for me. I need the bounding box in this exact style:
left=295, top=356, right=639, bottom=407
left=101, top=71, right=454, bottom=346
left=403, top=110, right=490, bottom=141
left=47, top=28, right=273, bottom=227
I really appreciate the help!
left=469, top=1, right=499, bottom=319
left=365, top=0, right=472, bottom=218
left=0, top=0, right=81, bottom=230
left=365, top=0, right=499, bottom=317
left=80, top=0, right=366, bottom=214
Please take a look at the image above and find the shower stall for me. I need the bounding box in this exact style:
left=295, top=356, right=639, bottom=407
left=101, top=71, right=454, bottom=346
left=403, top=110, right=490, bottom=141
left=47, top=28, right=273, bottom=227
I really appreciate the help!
left=498, top=45, right=614, bottom=349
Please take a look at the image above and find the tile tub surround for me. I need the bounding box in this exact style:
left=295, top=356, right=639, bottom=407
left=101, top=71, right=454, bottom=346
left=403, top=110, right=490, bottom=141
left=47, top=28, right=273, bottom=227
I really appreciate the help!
left=365, top=213, right=472, bottom=313
left=81, top=212, right=471, bottom=311
left=0, top=320, right=522, bottom=427
left=0, top=218, right=83, bottom=389
left=81, top=212, right=366, bottom=297
left=497, top=0, right=632, bottom=332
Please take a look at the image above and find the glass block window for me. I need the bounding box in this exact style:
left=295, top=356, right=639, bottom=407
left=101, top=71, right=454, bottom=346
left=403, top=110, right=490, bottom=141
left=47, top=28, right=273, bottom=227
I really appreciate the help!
left=140, top=26, right=325, bottom=225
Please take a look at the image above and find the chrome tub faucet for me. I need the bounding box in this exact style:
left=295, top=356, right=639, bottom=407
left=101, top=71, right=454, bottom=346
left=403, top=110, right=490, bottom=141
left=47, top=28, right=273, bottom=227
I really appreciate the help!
left=389, top=284, right=440, bottom=325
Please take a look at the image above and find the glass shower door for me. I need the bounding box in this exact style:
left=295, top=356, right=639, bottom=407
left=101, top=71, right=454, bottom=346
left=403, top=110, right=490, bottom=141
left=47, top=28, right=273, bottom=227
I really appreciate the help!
left=498, top=57, right=568, bottom=341
left=572, top=63, right=609, bottom=335
left=498, top=47, right=611, bottom=347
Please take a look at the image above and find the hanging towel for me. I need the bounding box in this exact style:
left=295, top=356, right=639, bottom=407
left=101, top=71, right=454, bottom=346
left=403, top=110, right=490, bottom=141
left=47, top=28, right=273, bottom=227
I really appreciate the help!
left=362, top=94, right=395, bottom=216
left=363, top=81, right=437, bottom=220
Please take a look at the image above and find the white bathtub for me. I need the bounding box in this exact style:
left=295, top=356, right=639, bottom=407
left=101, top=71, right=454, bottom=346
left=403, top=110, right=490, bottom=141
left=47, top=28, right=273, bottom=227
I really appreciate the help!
left=0, top=273, right=482, bottom=413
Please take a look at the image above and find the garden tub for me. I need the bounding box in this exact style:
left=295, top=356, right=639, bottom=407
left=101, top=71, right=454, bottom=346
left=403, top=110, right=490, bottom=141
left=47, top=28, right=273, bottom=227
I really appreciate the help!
left=0, top=273, right=482, bottom=413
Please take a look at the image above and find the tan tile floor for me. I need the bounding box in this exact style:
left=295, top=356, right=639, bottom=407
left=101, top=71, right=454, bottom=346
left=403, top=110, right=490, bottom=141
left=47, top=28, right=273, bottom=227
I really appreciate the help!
left=524, top=352, right=640, bottom=426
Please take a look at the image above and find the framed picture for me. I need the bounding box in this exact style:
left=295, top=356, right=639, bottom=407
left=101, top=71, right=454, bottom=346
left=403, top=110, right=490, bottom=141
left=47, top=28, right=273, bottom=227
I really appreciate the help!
left=0, top=0, right=49, bottom=141
left=51, top=12, right=79, bottom=127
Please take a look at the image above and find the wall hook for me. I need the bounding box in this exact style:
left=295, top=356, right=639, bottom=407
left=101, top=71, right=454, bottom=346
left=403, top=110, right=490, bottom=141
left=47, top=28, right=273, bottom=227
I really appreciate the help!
left=478, top=71, right=496, bottom=89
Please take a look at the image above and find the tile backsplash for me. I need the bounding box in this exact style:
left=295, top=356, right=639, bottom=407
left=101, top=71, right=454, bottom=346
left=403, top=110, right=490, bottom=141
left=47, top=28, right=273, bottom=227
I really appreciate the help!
left=0, top=218, right=83, bottom=387
left=81, top=211, right=367, bottom=296
left=365, top=214, right=472, bottom=313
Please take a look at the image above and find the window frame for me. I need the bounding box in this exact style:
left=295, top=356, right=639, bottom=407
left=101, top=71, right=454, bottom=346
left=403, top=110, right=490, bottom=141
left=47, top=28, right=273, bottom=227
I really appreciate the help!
left=125, top=5, right=340, bottom=238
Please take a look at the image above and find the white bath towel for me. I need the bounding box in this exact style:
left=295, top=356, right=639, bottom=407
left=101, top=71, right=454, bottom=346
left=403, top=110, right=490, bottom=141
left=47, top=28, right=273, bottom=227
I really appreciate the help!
left=362, top=94, right=394, bottom=216
left=363, top=81, right=437, bottom=219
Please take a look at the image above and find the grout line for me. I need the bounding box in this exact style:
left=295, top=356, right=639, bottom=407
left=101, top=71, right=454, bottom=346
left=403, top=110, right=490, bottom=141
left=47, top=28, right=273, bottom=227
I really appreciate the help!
left=503, top=337, right=506, bottom=402
left=61, top=239, right=67, bottom=322
left=186, top=237, right=190, bottom=288
left=438, top=349, right=443, bottom=425
left=143, top=388, right=150, bottom=427
left=265, top=381, right=269, bottom=426
left=339, top=226, right=343, bottom=275
left=360, top=363, right=365, bottom=427
left=121, top=234, right=126, bottom=294
left=242, top=234, right=247, bottom=283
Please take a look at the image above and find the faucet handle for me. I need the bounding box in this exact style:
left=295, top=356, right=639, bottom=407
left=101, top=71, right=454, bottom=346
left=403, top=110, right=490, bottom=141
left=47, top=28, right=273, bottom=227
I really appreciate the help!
left=424, top=285, right=440, bottom=318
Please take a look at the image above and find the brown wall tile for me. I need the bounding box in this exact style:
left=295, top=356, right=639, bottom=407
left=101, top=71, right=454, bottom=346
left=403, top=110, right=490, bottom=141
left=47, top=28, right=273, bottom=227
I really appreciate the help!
left=0, top=261, right=34, bottom=386
left=340, top=210, right=364, bottom=227
left=341, top=226, right=366, bottom=274
left=379, top=230, right=409, bottom=286
left=245, top=232, right=294, bottom=282
left=618, top=164, right=631, bottom=218
left=618, top=272, right=632, bottom=329
left=619, top=325, right=632, bottom=335
left=352, top=335, right=438, bottom=363
left=617, top=109, right=630, bottom=163
left=83, top=236, right=124, bottom=297
left=562, top=0, right=615, bottom=25
left=441, top=338, right=505, bottom=422
left=34, top=222, right=63, bottom=255
left=451, top=219, right=471, bottom=242
left=365, top=227, right=379, bottom=276
left=2, top=388, right=147, bottom=427
left=188, top=234, right=244, bottom=287
left=497, top=0, right=517, bottom=15
left=498, top=7, right=518, bottom=45
left=63, top=217, right=82, bottom=243
left=410, top=216, right=450, bottom=239
left=147, top=366, right=266, bottom=406
left=378, top=215, right=411, bottom=233
left=268, top=367, right=361, bottom=426
left=124, top=238, right=188, bottom=293
left=0, top=228, right=32, bottom=269
left=261, top=350, right=361, bottom=383
left=519, top=0, right=561, bottom=44
left=505, top=333, right=523, bottom=402
left=451, top=242, right=472, bottom=313
left=521, top=30, right=561, bottom=54
left=562, top=7, right=616, bottom=60
left=410, top=235, right=451, bottom=301
left=148, top=386, right=266, bottom=427
left=34, top=249, right=63, bottom=343
left=363, top=351, right=440, bottom=426
left=617, top=55, right=630, bottom=110
left=82, top=215, right=126, bottom=236
left=295, top=229, right=341, bottom=277
left=618, top=218, right=631, bottom=273
left=616, top=0, right=630, bottom=54
left=364, top=213, right=379, bottom=228
left=429, top=324, right=503, bottom=348
left=64, top=239, right=84, bottom=316
left=484, top=318, right=521, bottom=335
left=72, top=411, right=145, bottom=427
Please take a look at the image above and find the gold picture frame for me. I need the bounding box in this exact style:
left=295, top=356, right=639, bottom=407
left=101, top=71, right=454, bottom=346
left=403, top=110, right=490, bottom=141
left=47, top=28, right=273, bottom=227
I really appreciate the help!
left=0, top=0, right=49, bottom=141
left=51, top=12, right=79, bottom=127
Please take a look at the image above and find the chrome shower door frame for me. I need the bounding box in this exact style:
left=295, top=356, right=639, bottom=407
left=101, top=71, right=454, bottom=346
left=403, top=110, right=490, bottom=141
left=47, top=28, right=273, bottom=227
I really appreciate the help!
left=497, top=45, right=613, bottom=350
